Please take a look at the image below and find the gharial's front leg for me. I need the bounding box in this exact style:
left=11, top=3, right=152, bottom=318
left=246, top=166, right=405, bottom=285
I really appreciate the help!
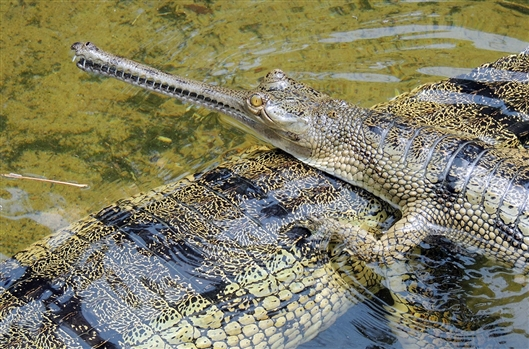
left=308, top=210, right=431, bottom=265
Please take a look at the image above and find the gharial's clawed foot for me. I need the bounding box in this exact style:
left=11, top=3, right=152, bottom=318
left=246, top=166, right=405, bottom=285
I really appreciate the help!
left=296, top=215, right=387, bottom=263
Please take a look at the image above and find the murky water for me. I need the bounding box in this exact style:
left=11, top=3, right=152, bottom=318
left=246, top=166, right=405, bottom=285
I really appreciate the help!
left=1, top=1, right=528, bottom=348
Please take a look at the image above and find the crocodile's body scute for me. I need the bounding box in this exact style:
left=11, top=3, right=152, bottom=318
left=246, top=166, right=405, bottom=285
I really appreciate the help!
left=308, top=108, right=529, bottom=267
left=373, top=50, right=529, bottom=149
left=0, top=150, right=394, bottom=349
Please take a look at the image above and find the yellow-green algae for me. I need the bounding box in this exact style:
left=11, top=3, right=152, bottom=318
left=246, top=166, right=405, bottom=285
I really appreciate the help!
left=1, top=1, right=528, bottom=347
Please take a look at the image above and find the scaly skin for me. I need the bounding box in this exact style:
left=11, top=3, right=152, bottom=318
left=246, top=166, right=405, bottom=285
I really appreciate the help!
left=71, top=42, right=529, bottom=270
left=373, top=51, right=529, bottom=149
left=0, top=149, right=394, bottom=349
left=0, top=151, right=493, bottom=349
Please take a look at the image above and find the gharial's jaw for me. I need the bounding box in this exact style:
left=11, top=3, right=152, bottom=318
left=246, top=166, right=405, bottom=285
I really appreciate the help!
left=71, top=42, right=314, bottom=159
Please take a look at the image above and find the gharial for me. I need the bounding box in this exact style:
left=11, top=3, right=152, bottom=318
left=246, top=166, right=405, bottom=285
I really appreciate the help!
left=0, top=44, right=527, bottom=349
left=1, top=147, right=400, bottom=349
left=71, top=42, right=529, bottom=270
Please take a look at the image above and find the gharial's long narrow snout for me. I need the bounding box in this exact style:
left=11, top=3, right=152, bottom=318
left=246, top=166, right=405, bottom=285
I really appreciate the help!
left=71, top=41, right=250, bottom=119
left=71, top=41, right=313, bottom=159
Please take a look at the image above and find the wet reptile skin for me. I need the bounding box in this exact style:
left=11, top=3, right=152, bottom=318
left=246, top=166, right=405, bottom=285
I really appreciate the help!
left=70, top=42, right=529, bottom=270
left=0, top=149, right=394, bottom=349
left=372, top=51, right=529, bottom=149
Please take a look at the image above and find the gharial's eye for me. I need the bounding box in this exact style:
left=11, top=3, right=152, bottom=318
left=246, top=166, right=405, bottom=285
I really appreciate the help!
left=249, top=94, right=263, bottom=107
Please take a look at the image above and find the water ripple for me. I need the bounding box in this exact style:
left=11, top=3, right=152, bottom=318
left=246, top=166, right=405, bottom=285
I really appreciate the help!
left=320, top=25, right=529, bottom=53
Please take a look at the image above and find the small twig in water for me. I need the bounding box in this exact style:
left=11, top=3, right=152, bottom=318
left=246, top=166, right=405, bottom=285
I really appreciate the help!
left=1, top=173, right=88, bottom=188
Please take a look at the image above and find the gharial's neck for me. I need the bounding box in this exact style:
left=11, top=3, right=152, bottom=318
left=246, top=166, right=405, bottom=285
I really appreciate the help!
left=304, top=103, right=410, bottom=209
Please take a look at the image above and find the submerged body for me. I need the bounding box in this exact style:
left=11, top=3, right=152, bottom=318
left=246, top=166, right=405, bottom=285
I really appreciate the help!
left=71, top=42, right=529, bottom=270
left=0, top=149, right=394, bottom=348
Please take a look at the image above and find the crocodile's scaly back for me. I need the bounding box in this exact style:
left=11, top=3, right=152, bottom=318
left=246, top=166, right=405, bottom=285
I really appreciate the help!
left=0, top=149, right=395, bottom=349
left=70, top=42, right=529, bottom=270
left=373, top=49, right=529, bottom=148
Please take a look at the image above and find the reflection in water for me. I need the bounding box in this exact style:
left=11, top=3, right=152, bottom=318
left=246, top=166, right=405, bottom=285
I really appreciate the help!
left=320, top=25, right=529, bottom=52
left=306, top=239, right=529, bottom=348
left=416, top=67, right=472, bottom=78
left=0, top=188, right=69, bottom=233
left=296, top=71, right=401, bottom=83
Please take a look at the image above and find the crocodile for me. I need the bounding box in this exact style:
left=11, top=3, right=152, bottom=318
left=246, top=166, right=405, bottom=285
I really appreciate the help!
left=372, top=52, right=529, bottom=149
left=0, top=148, right=396, bottom=349
left=70, top=42, right=529, bottom=270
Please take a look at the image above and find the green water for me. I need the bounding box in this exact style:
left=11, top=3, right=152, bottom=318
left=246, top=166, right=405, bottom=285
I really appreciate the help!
left=1, top=1, right=528, bottom=348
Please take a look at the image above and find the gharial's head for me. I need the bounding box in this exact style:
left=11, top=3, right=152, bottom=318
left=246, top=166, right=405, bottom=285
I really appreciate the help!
left=71, top=42, right=343, bottom=161
left=237, top=69, right=340, bottom=160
